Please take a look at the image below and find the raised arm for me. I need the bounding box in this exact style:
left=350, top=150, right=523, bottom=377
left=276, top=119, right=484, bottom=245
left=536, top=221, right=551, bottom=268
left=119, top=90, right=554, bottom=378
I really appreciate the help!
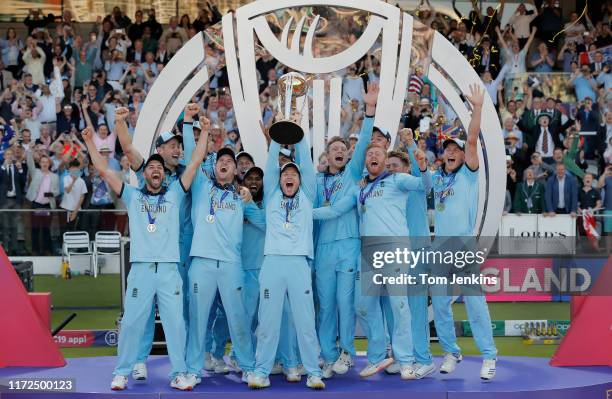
left=114, top=106, right=144, bottom=169
left=347, top=81, right=378, bottom=180
left=264, top=140, right=281, bottom=200
left=81, top=126, right=122, bottom=195
left=294, top=133, right=316, bottom=203
left=400, top=128, right=422, bottom=176
left=180, top=119, right=209, bottom=191
left=182, top=102, right=200, bottom=161
left=464, top=84, right=484, bottom=171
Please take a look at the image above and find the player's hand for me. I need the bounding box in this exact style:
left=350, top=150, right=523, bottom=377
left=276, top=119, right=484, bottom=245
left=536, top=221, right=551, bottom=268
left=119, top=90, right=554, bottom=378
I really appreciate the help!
left=239, top=186, right=252, bottom=203
left=115, top=106, right=129, bottom=121
left=199, top=115, right=210, bottom=131
left=465, top=84, right=484, bottom=108
left=399, top=128, right=414, bottom=147
left=414, top=149, right=427, bottom=171
left=362, top=81, right=379, bottom=112
left=184, top=103, right=200, bottom=119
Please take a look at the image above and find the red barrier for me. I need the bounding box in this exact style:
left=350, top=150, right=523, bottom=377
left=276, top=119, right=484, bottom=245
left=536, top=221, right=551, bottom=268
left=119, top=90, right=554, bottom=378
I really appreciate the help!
left=28, top=293, right=52, bottom=330
left=550, top=256, right=612, bottom=366
left=0, top=247, right=65, bottom=368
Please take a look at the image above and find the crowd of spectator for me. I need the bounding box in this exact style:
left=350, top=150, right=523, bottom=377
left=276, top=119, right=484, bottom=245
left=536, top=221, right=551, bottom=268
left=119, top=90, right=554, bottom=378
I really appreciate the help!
left=0, top=0, right=611, bottom=256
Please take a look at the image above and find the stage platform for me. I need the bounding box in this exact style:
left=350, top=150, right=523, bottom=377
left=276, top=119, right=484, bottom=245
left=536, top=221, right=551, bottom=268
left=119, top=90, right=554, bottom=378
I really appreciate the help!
left=1, top=355, right=611, bottom=398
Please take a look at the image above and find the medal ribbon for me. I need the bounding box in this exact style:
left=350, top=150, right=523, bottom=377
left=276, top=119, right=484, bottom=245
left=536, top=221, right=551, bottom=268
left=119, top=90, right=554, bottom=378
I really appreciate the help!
left=323, top=173, right=340, bottom=203
left=438, top=169, right=457, bottom=205
left=359, top=171, right=390, bottom=206
left=145, top=193, right=166, bottom=226
left=284, top=193, right=298, bottom=224
left=209, top=187, right=231, bottom=218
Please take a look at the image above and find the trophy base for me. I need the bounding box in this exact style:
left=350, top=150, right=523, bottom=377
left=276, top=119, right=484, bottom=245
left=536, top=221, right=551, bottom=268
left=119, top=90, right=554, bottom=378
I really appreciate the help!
left=269, top=121, right=304, bottom=145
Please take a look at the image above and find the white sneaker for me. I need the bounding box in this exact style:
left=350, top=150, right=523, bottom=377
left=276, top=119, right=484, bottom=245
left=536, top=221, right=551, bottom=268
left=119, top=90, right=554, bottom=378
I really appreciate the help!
left=248, top=374, right=270, bottom=389
left=297, top=364, right=307, bottom=376
left=385, top=361, right=401, bottom=374
left=284, top=367, right=301, bottom=382
left=186, top=373, right=201, bottom=386
left=270, top=362, right=283, bottom=375
left=131, top=362, right=147, bottom=380
left=400, top=364, right=415, bottom=380
left=321, top=363, right=334, bottom=379
left=227, top=357, right=242, bottom=373
left=212, top=357, right=229, bottom=374
left=204, top=353, right=214, bottom=371
left=440, top=353, right=463, bottom=374
left=405, top=363, right=436, bottom=380
left=306, top=375, right=326, bottom=389
left=170, top=374, right=194, bottom=391
left=241, top=371, right=252, bottom=383
left=480, top=358, right=496, bottom=380
left=110, top=375, right=127, bottom=390
left=332, top=351, right=353, bottom=374
left=359, top=358, right=394, bottom=378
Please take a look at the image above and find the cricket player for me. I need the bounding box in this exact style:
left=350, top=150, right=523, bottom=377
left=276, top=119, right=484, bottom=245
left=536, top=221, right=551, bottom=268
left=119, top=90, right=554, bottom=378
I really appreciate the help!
left=182, top=115, right=260, bottom=385
left=82, top=125, right=207, bottom=391
left=241, top=165, right=301, bottom=381
left=313, top=82, right=378, bottom=378
left=414, top=84, right=498, bottom=380
left=313, top=143, right=431, bottom=380
left=385, top=146, right=431, bottom=375
left=114, top=106, right=192, bottom=381
left=247, top=130, right=325, bottom=390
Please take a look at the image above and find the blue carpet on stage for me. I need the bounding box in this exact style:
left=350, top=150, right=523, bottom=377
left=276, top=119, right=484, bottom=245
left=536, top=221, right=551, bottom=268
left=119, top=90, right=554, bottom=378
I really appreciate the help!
left=0, top=355, right=611, bottom=398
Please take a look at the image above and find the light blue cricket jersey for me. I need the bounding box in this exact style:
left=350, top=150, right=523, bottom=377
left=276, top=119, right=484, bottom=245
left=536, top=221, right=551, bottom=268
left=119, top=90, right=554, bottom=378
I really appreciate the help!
left=121, top=180, right=186, bottom=263
left=242, top=200, right=266, bottom=270
left=314, top=116, right=374, bottom=245
left=431, top=163, right=479, bottom=236
left=182, top=122, right=261, bottom=263
left=314, top=172, right=432, bottom=237
left=135, top=156, right=193, bottom=242
left=264, top=139, right=316, bottom=259
left=405, top=143, right=432, bottom=241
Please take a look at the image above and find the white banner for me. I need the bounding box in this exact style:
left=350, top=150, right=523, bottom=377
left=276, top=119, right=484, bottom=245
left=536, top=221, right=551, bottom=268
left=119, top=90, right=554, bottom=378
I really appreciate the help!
left=498, top=214, right=538, bottom=255
left=498, top=214, right=576, bottom=255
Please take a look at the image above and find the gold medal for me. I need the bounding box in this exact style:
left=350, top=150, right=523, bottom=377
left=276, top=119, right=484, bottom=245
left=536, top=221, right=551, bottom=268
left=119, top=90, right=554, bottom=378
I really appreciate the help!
left=207, top=214, right=215, bottom=223
left=437, top=203, right=445, bottom=212
left=283, top=222, right=291, bottom=230
left=147, top=223, right=156, bottom=233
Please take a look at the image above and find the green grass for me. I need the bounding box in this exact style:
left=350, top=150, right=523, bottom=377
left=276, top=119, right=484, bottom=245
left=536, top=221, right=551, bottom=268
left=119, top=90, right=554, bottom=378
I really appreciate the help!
left=35, top=275, right=121, bottom=308
left=33, top=275, right=569, bottom=359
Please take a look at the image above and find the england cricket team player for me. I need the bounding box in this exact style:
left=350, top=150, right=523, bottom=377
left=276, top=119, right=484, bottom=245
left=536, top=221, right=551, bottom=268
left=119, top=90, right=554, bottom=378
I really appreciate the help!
left=313, top=82, right=379, bottom=378
left=83, top=124, right=207, bottom=391
left=313, top=142, right=432, bottom=380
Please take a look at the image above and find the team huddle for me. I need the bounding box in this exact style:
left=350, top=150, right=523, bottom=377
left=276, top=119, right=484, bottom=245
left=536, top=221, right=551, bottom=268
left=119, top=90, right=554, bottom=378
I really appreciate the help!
left=83, top=82, right=498, bottom=391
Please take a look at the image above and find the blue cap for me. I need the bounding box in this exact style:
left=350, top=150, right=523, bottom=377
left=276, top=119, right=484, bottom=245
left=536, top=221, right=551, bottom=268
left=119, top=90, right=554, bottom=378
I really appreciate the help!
left=156, top=131, right=182, bottom=148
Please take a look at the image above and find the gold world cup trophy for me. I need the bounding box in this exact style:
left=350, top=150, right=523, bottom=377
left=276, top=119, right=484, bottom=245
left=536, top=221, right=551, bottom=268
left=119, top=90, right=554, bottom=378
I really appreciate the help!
left=269, top=72, right=308, bottom=145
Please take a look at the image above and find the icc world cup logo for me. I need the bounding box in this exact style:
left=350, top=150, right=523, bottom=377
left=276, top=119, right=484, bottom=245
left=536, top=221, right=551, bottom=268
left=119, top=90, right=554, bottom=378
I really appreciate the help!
left=132, top=0, right=505, bottom=237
